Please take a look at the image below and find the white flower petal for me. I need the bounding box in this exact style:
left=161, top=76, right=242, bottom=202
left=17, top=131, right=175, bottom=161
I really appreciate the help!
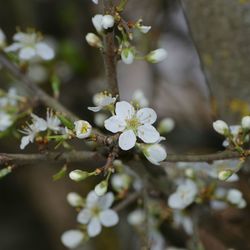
left=88, top=106, right=102, bottom=112
left=92, top=14, right=104, bottom=33
left=115, top=101, right=135, bottom=120
left=168, top=193, right=186, bottom=209
left=20, top=135, right=33, bottom=150
left=99, top=209, right=119, bottom=227
left=137, top=124, right=160, bottom=143
left=77, top=209, right=91, bottom=224
left=36, top=42, right=55, bottom=60
left=104, top=115, right=126, bottom=133
left=87, top=218, right=102, bottom=237
left=136, top=108, right=157, bottom=125
left=118, top=130, right=136, bottom=150
left=86, top=191, right=99, bottom=207
left=4, top=43, right=22, bottom=52
left=61, top=230, right=83, bottom=249
left=144, top=144, right=167, bottom=165
left=98, top=192, right=114, bottom=209
left=19, top=47, right=36, bottom=60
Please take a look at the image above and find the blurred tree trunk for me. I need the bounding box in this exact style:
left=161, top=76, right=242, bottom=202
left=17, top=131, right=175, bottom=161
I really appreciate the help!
left=182, top=0, right=250, bottom=121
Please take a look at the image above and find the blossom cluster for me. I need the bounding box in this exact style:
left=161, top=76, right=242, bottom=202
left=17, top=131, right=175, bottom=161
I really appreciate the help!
left=61, top=190, right=119, bottom=248
left=86, top=1, right=167, bottom=65
left=213, top=117, right=250, bottom=150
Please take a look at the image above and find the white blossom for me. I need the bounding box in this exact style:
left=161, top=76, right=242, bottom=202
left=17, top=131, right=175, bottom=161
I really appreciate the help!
left=168, top=179, right=197, bottom=209
left=102, top=15, right=115, bottom=29
left=5, top=31, right=54, bottom=61
left=127, top=209, right=145, bottom=226
left=0, top=112, right=12, bottom=132
left=146, top=48, right=167, bottom=63
left=67, top=192, right=84, bottom=207
left=143, top=143, right=167, bottom=165
left=111, top=173, right=131, bottom=192
left=132, top=89, right=149, bottom=108
left=158, top=118, right=175, bottom=133
left=92, top=15, right=104, bottom=33
left=69, top=170, right=89, bottom=182
left=242, top=116, right=250, bottom=129
left=94, top=180, right=108, bottom=196
left=85, top=33, right=102, bottom=48
left=104, top=101, right=160, bottom=150
left=74, top=120, right=92, bottom=139
left=88, top=92, right=116, bottom=112
left=20, top=114, right=47, bottom=149
left=213, top=120, right=229, bottom=135
left=28, top=64, right=48, bottom=84
left=61, top=230, right=84, bottom=249
left=0, top=28, right=6, bottom=48
left=77, top=191, right=119, bottom=237
left=92, top=0, right=98, bottom=4
left=46, top=110, right=61, bottom=131
left=227, top=188, right=246, bottom=208
left=121, top=48, right=134, bottom=64
left=138, top=25, right=151, bottom=34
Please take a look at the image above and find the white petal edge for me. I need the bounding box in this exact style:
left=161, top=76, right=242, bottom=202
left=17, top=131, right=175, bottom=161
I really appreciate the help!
left=99, top=209, right=119, bottom=227
left=77, top=209, right=91, bottom=224
left=104, top=115, right=126, bottom=133
left=137, top=124, right=160, bottom=143
left=115, top=101, right=135, bottom=120
left=118, top=130, right=136, bottom=150
left=87, top=218, right=102, bottom=237
left=136, top=108, right=157, bottom=125
left=36, top=42, right=55, bottom=60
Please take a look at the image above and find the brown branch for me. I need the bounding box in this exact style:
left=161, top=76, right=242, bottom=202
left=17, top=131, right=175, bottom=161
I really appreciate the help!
left=102, top=0, right=119, bottom=96
left=0, top=150, right=246, bottom=167
left=0, top=151, right=104, bottom=166
left=114, top=191, right=141, bottom=212
left=164, top=150, right=245, bottom=163
left=0, top=52, right=79, bottom=121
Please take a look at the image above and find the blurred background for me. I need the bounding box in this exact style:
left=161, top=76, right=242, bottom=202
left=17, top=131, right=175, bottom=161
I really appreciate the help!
left=1, top=0, right=250, bottom=249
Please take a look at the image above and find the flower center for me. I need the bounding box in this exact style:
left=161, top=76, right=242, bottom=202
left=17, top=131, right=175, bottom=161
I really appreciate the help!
left=91, top=206, right=101, bottom=216
left=81, top=124, right=89, bottom=134
left=126, top=117, right=140, bottom=130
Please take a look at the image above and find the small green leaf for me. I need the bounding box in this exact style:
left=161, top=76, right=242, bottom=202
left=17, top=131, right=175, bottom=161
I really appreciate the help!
left=0, top=167, right=12, bottom=179
left=53, top=164, right=67, bottom=181
left=57, top=115, right=74, bottom=130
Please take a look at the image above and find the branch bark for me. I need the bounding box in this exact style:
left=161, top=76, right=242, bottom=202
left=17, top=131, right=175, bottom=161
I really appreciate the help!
left=102, top=0, right=119, bottom=96
left=0, top=150, right=246, bottom=167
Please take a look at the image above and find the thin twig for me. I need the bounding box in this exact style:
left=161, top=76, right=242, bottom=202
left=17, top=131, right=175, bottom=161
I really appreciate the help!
left=114, top=191, right=141, bottom=212
left=0, top=52, right=79, bottom=121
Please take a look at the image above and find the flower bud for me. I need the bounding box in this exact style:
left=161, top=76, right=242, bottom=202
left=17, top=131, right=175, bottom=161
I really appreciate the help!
left=121, top=48, right=134, bottom=64
left=85, top=33, right=102, bottom=48
left=158, top=118, right=175, bottom=133
left=92, top=0, right=98, bottom=4
left=94, top=180, right=108, bottom=196
left=227, top=189, right=243, bottom=205
left=218, top=169, right=233, bottom=181
left=74, top=120, right=92, bottom=139
left=0, top=29, right=6, bottom=48
left=146, top=48, right=167, bottom=63
left=69, top=170, right=89, bottom=182
left=92, top=14, right=104, bottom=33
left=61, top=230, right=84, bottom=249
left=67, top=192, right=84, bottom=207
left=213, top=120, right=229, bottom=135
left=102, top=15, right=115, bottom=29
left=242, top=116, right=250, bottom=129
left=143, top=144, right=167, bottom=165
